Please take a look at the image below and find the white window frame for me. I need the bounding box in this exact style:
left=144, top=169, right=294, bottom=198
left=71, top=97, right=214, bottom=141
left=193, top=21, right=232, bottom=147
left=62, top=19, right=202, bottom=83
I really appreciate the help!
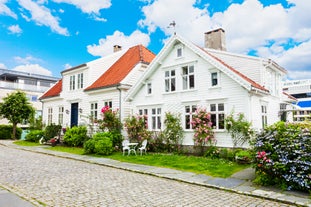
left=184, top=105, right=197, bottom=130
left=182, top=65, right=195, bottom=90
left=147, top=82, right=152, bottom=95
left=77, top=73, right=84, bottom=89
left=104, top=101, right=112, bottom=108
left=261, top=105, right=268, bottom=129
left=48, top=107, right=53, bottom=125
left=58, top=106, right=64, bottom=125
left=210, top=103, right=225, bottom=130
left=90, top=102, right=98, bottom=120
left=211, top=72, right=219, bottom=87
left=151, top=108, right=162, bottom=130
left=70, top=75, right=75, bottom=90
left=138, top=109, right=148, bottom=129
left=165, top=69, right=176, bottom=92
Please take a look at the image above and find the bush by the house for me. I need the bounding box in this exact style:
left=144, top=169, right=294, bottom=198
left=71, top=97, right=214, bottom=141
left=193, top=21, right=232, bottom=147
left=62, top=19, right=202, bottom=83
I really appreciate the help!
left=162, top=112, right=184, bottom=153
left=25, top=130, right=44, bottom=142
left=83, top=132, right=114, bottom=155
left=0, top=125, right=22, bottom=139
left=63, top=126, right=89, bottom=147
left=44, top=123, right=61, bottom=142
left=253, top=121, right=311, bottom=192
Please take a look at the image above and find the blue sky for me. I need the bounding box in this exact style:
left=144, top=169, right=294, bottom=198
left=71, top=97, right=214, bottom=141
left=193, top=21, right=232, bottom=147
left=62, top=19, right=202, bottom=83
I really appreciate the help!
left=0, top=0, right=310, bottom=80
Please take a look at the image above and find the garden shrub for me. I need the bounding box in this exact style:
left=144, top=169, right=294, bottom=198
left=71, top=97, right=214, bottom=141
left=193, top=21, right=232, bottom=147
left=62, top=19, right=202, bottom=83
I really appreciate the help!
left=25, top=130, right=44, bottom=142
left=162, top=112, right=184, bottom=153
left=191, top=107, right=214, bottom=155
left=148, top=131, right=166, bottom=152
left=0, top=125, right=22, bottom=139
left=44, top=123, right=62, bottom=141
left=64, top=126, right=89, bottom=147
left=205, top=146, right=220, bottom=159
left=253, top=121, right=311, bottom=192
left=83, top=132, right=114, bottom=155
left=124, top=115, right=151, bottom=143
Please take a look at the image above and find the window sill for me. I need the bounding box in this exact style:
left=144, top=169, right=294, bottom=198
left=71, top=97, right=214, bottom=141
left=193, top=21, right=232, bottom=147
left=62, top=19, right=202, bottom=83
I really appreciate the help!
left=209, top=86, right=221, bottom=89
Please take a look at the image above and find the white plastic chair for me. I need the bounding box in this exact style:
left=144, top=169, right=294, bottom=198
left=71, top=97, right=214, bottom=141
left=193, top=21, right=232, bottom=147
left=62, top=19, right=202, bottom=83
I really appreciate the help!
left=138, top=140, right=148, bottom=155
left=122, top=140, right=130, bottom=155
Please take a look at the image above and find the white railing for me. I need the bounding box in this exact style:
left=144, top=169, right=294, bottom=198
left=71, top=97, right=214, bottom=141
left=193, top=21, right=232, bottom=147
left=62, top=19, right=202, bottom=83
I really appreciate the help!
left=0, top=81, right=51, bottom=92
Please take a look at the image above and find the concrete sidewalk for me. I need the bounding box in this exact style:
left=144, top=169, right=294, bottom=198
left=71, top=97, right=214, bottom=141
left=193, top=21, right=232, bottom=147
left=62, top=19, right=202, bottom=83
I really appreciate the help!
left=0, top=140, right=310, bottom=207
left=0, top=188, right=35, bottom=207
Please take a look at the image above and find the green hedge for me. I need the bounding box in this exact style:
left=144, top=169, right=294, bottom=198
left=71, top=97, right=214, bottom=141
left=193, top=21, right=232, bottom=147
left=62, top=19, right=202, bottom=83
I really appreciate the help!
left=83, top=132, right=114, bottom=155
left=0, top=125, right=22, bottom=139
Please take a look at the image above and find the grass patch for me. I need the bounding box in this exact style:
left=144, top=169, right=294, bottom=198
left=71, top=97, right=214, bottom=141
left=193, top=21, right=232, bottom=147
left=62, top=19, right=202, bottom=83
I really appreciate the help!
left=13, top=140, right=41, bottom=147
left=105, top=153, right=248, bottom=178
left=47, top=146, right=84, bottom=155
left=13, top=141, right=250, bottom=178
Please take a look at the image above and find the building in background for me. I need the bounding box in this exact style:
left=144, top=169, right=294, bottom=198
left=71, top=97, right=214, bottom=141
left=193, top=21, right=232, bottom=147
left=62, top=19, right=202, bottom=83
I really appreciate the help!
left=283, top=79, right=311, bottom=122
left=0, top=68, right=59, bottom=127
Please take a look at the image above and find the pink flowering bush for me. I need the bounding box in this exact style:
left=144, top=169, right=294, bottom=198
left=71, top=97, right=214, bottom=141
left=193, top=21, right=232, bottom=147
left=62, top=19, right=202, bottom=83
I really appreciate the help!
left=191, top=107, right=214, bottom=154
left=124, top=115, right=151, bottom=142
left=98, top=106, right=122, bottom=133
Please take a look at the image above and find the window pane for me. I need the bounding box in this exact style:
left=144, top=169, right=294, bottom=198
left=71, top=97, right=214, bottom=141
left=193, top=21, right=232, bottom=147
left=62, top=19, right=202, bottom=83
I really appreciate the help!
left=185, top=106, right=190, bottom=113
left=152, top=117, right=156, bottom=129
left=185, top=115, right=190, bottom=129
left=189, top=65, right=194, bottom=73
left=219, top=114, right=225, bottom=129
left=192, top=105, right=197, bottom=113
left=210, top=104, right=216, bottom=111
left=189, top=74, right=194, bottom=88
left=157, top=117, right=161, bottom=129
left=183, top=76, right=187, bottom=90
left=165, top=79, right=169, bottom=92
left=211, top=114, right=216, bottom=128
left=171, top=70, right=175, bottom=76
left=152, top=108, right=156, bottom=114
left=218, top=103, right=224, bottom=111
left=165, top=71, right=169, bottom=77
left=171, top=78, right=176, bottom=91
left=157, top=108, right=161, bottom=114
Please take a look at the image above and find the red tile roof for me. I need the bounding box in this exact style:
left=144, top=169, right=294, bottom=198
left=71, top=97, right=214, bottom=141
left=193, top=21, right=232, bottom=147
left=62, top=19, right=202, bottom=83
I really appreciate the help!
left=85, top=45, right=155, bottom=91
left=40, top=79, right=62, bottom=99
left=200, top=47, right=269, bottom=93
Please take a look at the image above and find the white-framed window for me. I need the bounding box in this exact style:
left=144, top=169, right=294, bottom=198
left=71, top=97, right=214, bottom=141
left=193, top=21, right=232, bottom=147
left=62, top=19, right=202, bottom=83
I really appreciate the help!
left=58, top=106, right=64, bottom=125
left=185, top=105, right=197, bottom=129
left=104, top=101, right=112, bottom=108
left=151, top=108, right=161, bottom=130
left=182, top=65, right=195, bottom=90
left=70, top=75, right=75, bottom=90
left=48, top=107, right=53, bottom=125
left=77, top=73, right=84, bottom=89
left=211, top=72, right=218, bottom=86
left=177, top=47, right=183, bottom=57
left=147, top=83, right=152, bottom=95
left=165, top=70, right=176, bottom=92
left=261, top=105, right=267, bottom=128
left=90, top=103, right=98, bottom=120
left=138, top=109, right=148, bottom=129
left=210, top=103, right=225, bottom=130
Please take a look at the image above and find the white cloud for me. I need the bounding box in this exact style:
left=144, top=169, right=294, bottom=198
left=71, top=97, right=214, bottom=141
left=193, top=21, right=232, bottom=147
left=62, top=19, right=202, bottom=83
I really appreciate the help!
left=14, top=55, right=42, bottom=65
left=87, top=30, right=150, bottom=57
left=52, top=0, right=111, bottom=15
left=0, top=0, right=17, bottom=19
left=139, top=0, right=311, bottom=80
left=8, top=24, right=22, bottom=35
left=17, top=0, right=69, bottom=36
left=13, top=64, right=52, bottom=76
left=63, top=63, right=72, bottom=69
left=0, top=63, right=7, bottom=69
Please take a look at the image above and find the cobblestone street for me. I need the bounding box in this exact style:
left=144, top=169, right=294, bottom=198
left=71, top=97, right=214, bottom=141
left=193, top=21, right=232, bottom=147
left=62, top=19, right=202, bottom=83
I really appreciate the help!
left=0, top=145, right=294, bottom=207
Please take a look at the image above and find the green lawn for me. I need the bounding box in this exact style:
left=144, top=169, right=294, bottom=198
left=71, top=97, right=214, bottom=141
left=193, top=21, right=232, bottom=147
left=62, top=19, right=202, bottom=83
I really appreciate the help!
left=14, top=141, right=250, bottom=178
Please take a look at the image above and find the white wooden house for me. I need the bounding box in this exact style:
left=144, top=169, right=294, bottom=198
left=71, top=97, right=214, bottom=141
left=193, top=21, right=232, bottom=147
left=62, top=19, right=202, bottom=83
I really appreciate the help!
left=40, top=45, right=155, bottom=132
left=126, top=29, right=292, bottom=148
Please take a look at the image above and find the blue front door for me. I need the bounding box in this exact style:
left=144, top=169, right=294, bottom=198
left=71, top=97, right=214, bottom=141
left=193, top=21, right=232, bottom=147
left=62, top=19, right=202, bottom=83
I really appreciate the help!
left=71, top=103, right=78, bottom=128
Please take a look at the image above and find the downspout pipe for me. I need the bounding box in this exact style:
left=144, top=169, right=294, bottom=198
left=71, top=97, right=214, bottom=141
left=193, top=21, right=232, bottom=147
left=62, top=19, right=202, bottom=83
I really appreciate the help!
left=116, top=84, right=122, bottom=124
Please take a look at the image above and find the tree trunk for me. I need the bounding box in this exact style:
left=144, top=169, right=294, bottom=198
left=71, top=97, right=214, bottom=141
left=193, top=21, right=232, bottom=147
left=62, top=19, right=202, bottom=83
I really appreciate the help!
left=12, top=123, right=17, bottom=139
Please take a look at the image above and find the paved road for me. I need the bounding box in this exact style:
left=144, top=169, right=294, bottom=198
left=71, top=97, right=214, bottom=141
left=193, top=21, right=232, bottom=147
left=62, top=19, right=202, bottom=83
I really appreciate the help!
left=0, top=145, right=293, bottom=207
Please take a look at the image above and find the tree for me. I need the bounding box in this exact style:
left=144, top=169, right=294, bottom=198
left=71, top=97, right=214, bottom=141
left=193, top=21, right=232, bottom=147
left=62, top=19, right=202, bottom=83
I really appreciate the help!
left=0, top=91, right=35, bottom=139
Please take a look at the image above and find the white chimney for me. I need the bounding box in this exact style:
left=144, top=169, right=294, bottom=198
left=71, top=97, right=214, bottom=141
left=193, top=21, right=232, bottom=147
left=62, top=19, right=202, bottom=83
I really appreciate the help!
left=204, top=28, right=226, bottom=51
left=113, top=45, right=122, bottom=52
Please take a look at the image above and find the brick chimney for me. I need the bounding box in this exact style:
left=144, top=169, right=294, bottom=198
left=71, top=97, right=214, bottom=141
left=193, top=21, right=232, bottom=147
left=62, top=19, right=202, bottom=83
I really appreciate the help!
left=204, top=28, right=226, bottom=51
left=113, top=45, right=122, bottom=52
